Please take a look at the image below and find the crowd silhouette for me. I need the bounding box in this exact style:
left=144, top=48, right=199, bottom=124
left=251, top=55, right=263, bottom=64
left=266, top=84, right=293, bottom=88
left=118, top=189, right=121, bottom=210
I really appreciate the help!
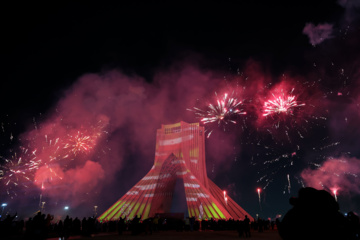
left=1, top=188, right=359, bottom=240
left=0, top=211, right=280, bottom=239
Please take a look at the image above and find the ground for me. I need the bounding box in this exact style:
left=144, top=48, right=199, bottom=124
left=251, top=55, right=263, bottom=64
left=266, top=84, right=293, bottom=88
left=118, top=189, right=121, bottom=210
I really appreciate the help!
left=48, top=230, right=282, bottom=240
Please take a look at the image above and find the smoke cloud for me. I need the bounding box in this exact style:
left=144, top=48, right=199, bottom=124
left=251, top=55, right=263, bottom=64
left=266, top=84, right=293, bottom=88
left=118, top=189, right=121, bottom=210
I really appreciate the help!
left=303, top=23, right=334, bottom=46
left=11, top=62, right=249, bottom=216
left=338, top=0, right=360, bottom=23
left=34, top=161, right=105, bottom=203
left=301, top=156, right=360, bottom=195
left=7, top=53, right=360, bottom=218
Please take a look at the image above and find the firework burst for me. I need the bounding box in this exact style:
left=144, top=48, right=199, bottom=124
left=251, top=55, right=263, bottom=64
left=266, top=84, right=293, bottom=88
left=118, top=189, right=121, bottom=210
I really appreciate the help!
left=0, top=147, right=40, bottom=196
left=0, top=115, right=109, bottom=197
left=64, top=131, right=94, bottom=156
left=263, top=88, right=305, bottom=117
left=254, top=81, right=328, bottom=145
left=188, top=92, right=246, bottom=137
left=244, top=79, right=334, bottom=193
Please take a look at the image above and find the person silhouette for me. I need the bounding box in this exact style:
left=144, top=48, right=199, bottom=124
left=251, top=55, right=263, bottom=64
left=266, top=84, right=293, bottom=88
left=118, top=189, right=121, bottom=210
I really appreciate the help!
left=243, top=215, right=251, bottom=237
left=278, top=187, right=351, bottom=240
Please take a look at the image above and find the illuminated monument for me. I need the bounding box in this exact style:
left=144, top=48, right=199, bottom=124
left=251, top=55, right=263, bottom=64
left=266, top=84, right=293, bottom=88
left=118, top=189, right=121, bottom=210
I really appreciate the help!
left=99, top=122, right=253, bottom=221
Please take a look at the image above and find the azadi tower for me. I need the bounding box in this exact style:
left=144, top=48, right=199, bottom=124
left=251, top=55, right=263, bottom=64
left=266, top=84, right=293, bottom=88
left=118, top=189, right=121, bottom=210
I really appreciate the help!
left=99, top=122, right=253, bottom=221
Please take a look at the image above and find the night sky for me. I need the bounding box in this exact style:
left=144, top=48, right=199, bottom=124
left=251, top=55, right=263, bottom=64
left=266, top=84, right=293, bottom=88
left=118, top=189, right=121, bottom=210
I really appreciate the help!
left=1, top=1, right=360, bottom=220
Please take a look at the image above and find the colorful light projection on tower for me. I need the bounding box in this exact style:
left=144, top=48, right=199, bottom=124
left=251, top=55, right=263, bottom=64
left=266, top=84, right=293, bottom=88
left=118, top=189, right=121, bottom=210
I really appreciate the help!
left=98, top=122, right=253, bottom=221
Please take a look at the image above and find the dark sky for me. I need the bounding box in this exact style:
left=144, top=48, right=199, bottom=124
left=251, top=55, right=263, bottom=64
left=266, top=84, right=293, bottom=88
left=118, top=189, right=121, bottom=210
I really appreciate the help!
left=0, top=1, right=343, bottom=111
left=1, top=1, right=360, bottom=220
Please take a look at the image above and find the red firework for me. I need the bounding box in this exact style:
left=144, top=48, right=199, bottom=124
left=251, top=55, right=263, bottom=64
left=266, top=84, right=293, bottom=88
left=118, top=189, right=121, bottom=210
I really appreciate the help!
left=263, top=88, right=305, bottom=117
left=64, top=131, right=95, bottom=156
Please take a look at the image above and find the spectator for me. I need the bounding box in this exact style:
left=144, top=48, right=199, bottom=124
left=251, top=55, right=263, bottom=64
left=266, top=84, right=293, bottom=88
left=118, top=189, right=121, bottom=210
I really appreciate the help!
left=278, top=187, right=352, bottom=240
left=243, top=215, right=251, bottom=237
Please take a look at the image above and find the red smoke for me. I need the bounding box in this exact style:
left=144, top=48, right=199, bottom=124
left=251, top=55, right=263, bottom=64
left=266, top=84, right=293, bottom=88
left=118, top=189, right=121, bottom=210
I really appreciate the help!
left=301, top=156, right=360, bottom=195
left=34, top=161, right=105, bottom=203
left=12, top=55, right=359, bottom=215
left=303, top=23, right=334, bottom=46
left=18, top=63, right=235, bottom=210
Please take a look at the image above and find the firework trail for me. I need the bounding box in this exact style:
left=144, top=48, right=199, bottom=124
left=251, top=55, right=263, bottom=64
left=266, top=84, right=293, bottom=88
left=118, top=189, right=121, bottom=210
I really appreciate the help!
left=257, top=188, right=262, bottom=211
left=332, top=188, right=338, bottom=202
left=287, top=174, right=291, bottom=194
left=223, top=190, right=228, bottom=205
left=252, top=140, right=300, bottom=190
left=188, top=92, right=246, bottom=137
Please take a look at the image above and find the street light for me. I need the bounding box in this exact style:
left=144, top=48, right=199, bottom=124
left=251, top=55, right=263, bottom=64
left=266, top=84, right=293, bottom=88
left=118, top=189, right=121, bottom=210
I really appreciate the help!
left=64, top=206, right=69, bottom=210
left=1, top=203, right=7, bottom=219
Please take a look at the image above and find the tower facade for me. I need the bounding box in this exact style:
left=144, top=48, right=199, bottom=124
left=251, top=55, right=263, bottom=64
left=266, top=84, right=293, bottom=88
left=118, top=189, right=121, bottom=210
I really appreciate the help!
left=99, top=122, right=253, bottom=221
